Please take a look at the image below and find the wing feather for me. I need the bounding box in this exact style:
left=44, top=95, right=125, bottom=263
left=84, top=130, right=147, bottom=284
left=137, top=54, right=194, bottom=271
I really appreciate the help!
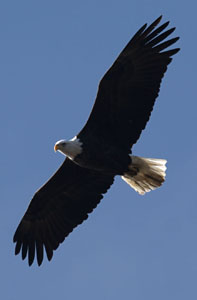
left=13, top=158, right=114, bottom=266
left=78, top=16, right=180, bottom=153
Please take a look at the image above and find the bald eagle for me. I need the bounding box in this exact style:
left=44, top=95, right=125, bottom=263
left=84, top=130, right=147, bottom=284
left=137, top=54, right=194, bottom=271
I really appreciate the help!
left=14, top=16, right=180, bottom=266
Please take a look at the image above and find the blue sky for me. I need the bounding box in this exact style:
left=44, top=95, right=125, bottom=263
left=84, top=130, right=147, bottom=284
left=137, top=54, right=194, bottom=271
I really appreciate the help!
left=1, top=1, right=196, bottom=299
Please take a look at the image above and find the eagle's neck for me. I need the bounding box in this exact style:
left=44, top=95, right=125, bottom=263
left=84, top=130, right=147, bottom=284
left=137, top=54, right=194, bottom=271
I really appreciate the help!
left=67, top=136, right=83, bottom=159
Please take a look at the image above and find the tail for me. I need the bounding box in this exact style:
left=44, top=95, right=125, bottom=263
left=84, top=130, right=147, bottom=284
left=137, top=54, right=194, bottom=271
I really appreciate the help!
left=121, top=155, right=167, bottom=195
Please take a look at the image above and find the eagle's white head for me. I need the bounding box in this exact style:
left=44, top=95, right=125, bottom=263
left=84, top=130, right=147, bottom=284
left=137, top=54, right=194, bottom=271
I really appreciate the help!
left=54, top=136, right=82, bottom=160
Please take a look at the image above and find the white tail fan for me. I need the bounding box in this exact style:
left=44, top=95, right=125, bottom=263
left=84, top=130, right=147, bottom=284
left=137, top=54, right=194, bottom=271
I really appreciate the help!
left=121, top=155, right=167, bottom=195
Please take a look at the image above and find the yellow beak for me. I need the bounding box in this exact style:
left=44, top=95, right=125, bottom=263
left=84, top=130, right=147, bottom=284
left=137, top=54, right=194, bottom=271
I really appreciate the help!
left=54, top=144, right=59, bottom=152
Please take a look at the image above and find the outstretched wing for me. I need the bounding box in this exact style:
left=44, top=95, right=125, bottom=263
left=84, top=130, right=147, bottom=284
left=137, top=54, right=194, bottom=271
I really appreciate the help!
left=13, top=158, right=114, bottom=266
left=78, top=16, right=180, bottom=153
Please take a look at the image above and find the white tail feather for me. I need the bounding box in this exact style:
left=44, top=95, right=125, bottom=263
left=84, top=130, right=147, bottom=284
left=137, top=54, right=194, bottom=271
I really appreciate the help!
left=121, top=155, right=167, bottom=195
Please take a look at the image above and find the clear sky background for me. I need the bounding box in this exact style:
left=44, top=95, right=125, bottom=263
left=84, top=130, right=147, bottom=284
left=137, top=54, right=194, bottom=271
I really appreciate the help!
left=1, top=1, right=196, bottom=299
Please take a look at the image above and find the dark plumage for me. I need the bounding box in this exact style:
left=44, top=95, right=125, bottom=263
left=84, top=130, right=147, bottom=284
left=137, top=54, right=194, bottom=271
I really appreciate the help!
left=14, top=158, right=114, bottom=266
left=14, top=16, right=180, bottom=266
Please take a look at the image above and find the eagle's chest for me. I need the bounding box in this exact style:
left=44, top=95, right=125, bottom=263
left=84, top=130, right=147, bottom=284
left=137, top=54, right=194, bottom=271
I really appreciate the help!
left=74, top=139, right=130, bottom=174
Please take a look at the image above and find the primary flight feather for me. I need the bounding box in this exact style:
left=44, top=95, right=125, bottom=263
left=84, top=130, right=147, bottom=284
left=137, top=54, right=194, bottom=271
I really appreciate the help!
left=14, top=16, right=180, bottom=266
